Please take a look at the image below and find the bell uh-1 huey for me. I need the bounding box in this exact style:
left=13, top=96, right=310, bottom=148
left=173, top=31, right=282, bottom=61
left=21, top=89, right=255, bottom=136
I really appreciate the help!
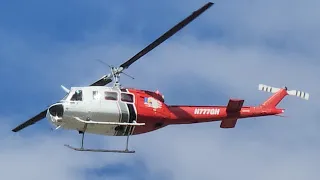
left=11, top=2, right=310, bottom=153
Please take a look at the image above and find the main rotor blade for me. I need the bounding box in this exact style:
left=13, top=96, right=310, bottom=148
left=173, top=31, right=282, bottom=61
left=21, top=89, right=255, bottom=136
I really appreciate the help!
left=12, top=109, right=47, bottom=132
left=90, top=76, right=113, bottom=86
left=119, top=2, right=214, bottom=69
left=12, top=2, right=214, bottom=133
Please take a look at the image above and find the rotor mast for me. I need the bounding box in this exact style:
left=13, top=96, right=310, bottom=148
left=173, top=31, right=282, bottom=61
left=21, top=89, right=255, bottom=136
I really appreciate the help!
left=111, top=66, right=124, bottom=88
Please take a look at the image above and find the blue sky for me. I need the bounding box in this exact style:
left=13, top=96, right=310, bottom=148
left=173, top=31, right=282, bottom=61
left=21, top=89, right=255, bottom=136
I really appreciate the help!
left=1, top=0, right=320, bottom=179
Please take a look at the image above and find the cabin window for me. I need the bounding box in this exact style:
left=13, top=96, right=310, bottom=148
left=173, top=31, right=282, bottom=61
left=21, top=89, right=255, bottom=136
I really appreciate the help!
left=105, top=91, right=118, bottom=100
left=93, top=91, right=100, bottom=100
left=121, top=93, right=134, bottom=103
left=70, top=90, right=83, bottom=101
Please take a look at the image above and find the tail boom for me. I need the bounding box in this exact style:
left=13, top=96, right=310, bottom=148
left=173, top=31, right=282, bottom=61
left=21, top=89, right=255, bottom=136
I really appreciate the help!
left=166, top=84, right=309, bottom=128
left=167, top=100, right=283, bottom=126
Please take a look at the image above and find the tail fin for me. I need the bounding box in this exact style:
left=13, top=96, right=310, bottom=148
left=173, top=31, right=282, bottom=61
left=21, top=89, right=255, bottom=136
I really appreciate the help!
left=258, top=84, right=309, bottom=107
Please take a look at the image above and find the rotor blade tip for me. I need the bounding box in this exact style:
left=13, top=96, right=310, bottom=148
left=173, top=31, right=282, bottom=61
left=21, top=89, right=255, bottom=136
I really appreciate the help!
left=207, top=2, right=214, bottom=7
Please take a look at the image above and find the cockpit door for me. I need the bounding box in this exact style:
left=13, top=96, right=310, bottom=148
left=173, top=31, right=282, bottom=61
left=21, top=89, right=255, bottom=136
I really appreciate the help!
left=65, top=88, right=87, bottom=118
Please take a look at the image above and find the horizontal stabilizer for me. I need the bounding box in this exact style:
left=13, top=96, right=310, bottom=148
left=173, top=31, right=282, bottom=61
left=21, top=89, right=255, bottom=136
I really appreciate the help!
left=221, top=99, right=244, bottom=128
left=258, top=84, right=309, bottom=100
left=226, top=99, right=244, bottom=113
left=220, top=117, right=238, bottom=128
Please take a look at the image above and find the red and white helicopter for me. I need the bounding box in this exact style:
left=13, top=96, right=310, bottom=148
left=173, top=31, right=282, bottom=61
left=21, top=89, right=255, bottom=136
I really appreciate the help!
left=12, top=2, right=310, bottom=153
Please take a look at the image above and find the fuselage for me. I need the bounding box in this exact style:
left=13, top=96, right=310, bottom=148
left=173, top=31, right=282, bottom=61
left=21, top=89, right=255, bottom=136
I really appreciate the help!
left=47, top=86, right=171, bottom=136
left=47, top=86, right=283, bottom=136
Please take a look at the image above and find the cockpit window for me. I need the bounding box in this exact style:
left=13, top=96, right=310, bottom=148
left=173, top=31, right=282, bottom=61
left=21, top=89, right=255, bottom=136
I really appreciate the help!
left=93, top=91, right=100, bottom=100
left=121, top=93, right=134, bottom=103
left=105, top=91, right=118, bottom=100
left=70, top=90, right=83, bottom=101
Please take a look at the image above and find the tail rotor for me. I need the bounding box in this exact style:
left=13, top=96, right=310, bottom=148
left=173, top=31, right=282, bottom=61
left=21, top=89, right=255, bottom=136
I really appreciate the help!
left=258, top=84, right=310, bottom=100
left=258, top=84, right=310, bottom=108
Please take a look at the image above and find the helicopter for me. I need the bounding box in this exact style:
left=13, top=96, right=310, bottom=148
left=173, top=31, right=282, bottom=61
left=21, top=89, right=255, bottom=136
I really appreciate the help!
left=11, top=2, right=310, bottom=153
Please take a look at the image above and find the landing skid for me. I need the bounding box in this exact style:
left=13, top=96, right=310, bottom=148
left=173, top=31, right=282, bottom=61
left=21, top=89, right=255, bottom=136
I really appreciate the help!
left=64, top=119, right=140, bottom=153
left=64, top=144, right=135, bottom=153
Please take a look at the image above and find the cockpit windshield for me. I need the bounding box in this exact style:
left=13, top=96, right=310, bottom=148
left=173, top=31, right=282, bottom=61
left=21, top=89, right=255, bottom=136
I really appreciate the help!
left=62, top=93, right=70, bottom=101
left=70, top=90, right=83, bottom=101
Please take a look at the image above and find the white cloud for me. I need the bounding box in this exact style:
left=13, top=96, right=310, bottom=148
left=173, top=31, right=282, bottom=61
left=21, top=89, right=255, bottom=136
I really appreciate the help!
left=0, top=117, right=144, bottom=180
left=2, top=0, right=320, bottom=179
